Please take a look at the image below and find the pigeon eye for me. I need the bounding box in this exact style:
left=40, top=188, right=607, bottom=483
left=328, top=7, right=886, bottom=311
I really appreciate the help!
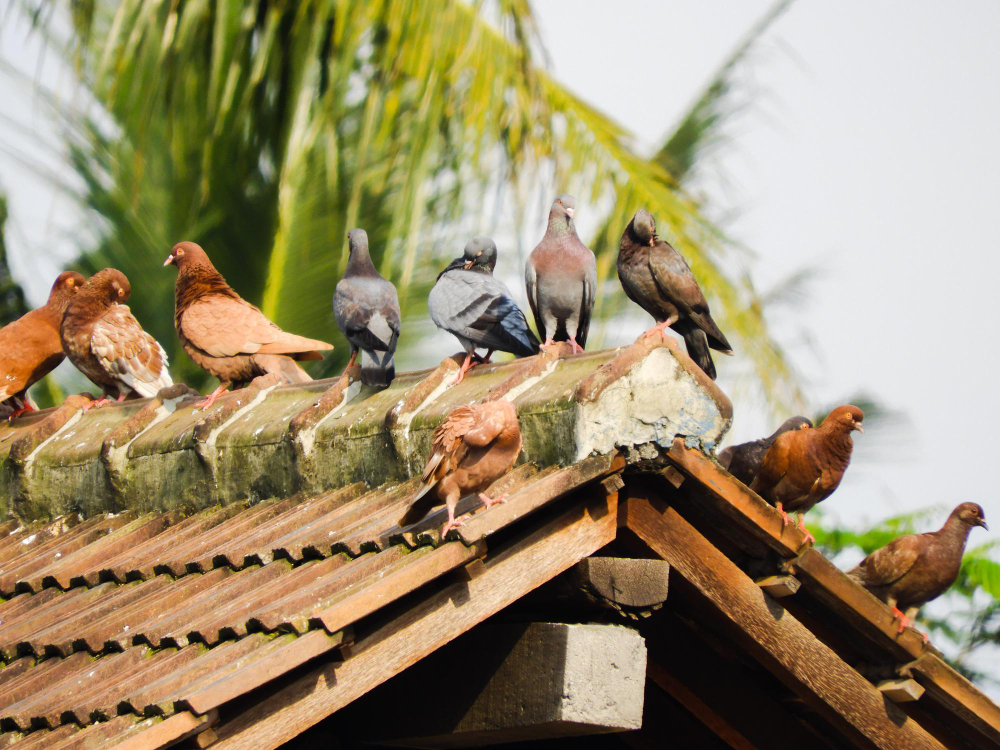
left=117, top=288, right=124, bottom=297
left=176, top=248, right=185, bottom=257
left=972, top=507, right=979, bottom=515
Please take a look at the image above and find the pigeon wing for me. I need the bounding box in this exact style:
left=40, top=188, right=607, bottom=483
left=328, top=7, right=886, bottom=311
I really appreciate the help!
left=91, top=305, right=173, bottom=398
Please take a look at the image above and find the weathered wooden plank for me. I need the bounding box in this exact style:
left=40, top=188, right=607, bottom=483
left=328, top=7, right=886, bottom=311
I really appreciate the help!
left=624, top=496, right=945, bottom=750
left=205, top=488, right=619, bottom=750
left=785, top=547, right=927, bottom=661
left=755, top=574, right=800, bottom=598
left=666, top=438, right=806, bottom=557
left=572, top=556, right=669, bottom=609
left=111, top=710, right=217, bottom=750
left=901, top=653, right=1000, bottom=746
left=877, top=678, right=924, bottom=703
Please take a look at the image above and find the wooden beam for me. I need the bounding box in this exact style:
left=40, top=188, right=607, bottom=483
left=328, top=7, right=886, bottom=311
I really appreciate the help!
left=784, top=548, right=927, bottom=661
left=755, top=575, right=800, bottom=598
left=572, top=556, right=669, bottom=609
left=205, top=489, right=619, bottom=749
left=624, top=496, right=945, bottom=750
left=877, top=678, right=924, bottom=703
left=901, top=653, right=1000, bottom=746
left=666, top=438, right=806, bottom=557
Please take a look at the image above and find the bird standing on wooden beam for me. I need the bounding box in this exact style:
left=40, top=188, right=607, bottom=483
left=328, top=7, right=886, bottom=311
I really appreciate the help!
left=848, top=502, right=987, bottom=638
left=750, top=405, right=864, bottom=544
left=400, top=399, right=523, bottom=537
left=525, top=194, right=597, bottom=354
left=719, top=416, right=813, bottom=486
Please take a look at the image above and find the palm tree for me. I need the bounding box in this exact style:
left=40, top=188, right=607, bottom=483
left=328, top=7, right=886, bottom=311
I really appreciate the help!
left=11, top=0, right=801, bottom=405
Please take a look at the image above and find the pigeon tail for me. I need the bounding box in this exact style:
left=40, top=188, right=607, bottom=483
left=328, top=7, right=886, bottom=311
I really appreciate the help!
left=361, top=348, right=395, bottom=388
left=689, top=310, right=733, bottom=354
left=252, top=353, right=314, bottom=384
left=680, top=325, right=717, bottom=380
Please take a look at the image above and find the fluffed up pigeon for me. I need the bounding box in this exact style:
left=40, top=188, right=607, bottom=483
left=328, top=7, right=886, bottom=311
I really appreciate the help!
left=333, top=229, right=400, bottom=388
left=165, top=242, right=333, bottom=409
left=60, top=269, right=173, bottom=407
left=429, top=236, right=539, bottom=384
left=618, top=209, right=732, bottom=379
left=750, top=405, right=864, bottom=544
left=525, top=194, right=596, bottom=353
left=399, top=399, right=522, bottom=537
left=719, top=416, right=813, bottom=486
left=0, top=271, right=84, bottom=419
left=848, top=502, right=987, bottom=636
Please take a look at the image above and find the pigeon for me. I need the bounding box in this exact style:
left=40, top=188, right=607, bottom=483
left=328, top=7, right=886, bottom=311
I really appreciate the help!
left=0, top=271, right=84, bottom=418
left=525, top=195, right=597, bottom=353
left=333, top=229, right=400, bottom=388
left=750, top=405, right=864, bottom=544
left=164, top=242, right=333, bottom=409
left=848, top=503, right=987, bottom=635
left=399, top=399, right=522, bottom=536
left=60, top=268, right=173, bottom=407
left=719, top=416, right=813, bottom=486
left=617, top=209, right=732, bottom=379
left=428, top=236, right=539, bottom=384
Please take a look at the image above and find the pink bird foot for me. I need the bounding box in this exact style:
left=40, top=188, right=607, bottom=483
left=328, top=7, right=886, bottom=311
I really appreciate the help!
left=7, top=402, right=36, bottom=421
left=196, top=384, right=229, bottom=411
left=82, top=397, right=113, bottom=413
left=568, top=336, right=583, bottom=355
left=797, top=516, right=815, bottom=545
left=890, top=606, right=911, bottom=635
left=775, top=502, right=791, bottom=527
left=479, top=492, right=508, bottom=509
left=451, top=352, right=480, bottom=385
left=440, top=515, right=467, bottom=538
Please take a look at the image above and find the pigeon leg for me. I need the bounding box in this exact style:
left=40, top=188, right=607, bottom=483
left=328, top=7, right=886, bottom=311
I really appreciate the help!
left=452, top=352, right=478, bottom=385
left=116, top=392, right=127, bottom=403
left=196, top=383, right=230, bottom=411
left=890, top=605, right=911, bottom=634
left=568, top=336, right=583, bottom=354
left=440, top=502, right=467, bottom=538
left=479, top=492, right=508, bottom=509
left=82, top=396, right=112, bottom=412
left=644, top=315, right=679, bottom=339
left=797, top=513, right=815, bottom=545
left=7, top=400, right=36, bottom=421
left=345, top=349, right=358, bottom=370
left=775, top=502, right=791, bottom=527
left=482, top=349, right=494, bottom=364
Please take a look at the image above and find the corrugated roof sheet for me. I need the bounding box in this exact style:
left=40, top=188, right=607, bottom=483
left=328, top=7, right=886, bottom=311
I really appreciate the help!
left=0, top=453, right=620, bottom=748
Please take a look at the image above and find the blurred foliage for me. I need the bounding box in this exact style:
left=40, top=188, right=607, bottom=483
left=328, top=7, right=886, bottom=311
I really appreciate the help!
left=0, top=194, right=28, bottom=326
left=11, top=0, right=803, bottom=405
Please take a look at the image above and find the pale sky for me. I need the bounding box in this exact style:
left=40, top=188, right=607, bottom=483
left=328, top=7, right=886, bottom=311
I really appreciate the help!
left=1, top=0, right=999, bottom=667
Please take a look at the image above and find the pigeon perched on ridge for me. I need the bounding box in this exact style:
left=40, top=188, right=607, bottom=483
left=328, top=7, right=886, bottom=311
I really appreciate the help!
left=848, top=502, right=987, bottom=636
left=618, top=209, right=732, bottom=379
left=429, top=236, right=539, bottom=384
left=333, top=229, right=400, bottom=388
left=165, top=242, right=333, bottom=409
left=0, top=271, right=84, bottom=418
left=60, top=269, right=173, bottom=407
left=525, top=194, right=596, bottom=353
left=719, top=416, right=813, bottom=486
left=399, top=399, right=522, bottom=537
left=750, top=405, right=864, bottom=544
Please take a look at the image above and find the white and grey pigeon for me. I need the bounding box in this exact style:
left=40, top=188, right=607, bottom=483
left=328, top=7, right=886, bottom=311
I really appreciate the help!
left=333, top=228, right=401, bottom=388
left=525, top=194, right=597, bottom=353
left=429, top=235, right=540, bottom=384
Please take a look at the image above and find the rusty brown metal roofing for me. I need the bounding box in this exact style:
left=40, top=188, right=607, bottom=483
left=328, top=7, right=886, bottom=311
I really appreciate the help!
left=0, top=448, right=622, bottom=747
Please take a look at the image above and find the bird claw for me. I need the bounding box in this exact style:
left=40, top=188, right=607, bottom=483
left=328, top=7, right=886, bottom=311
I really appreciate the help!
left=440, top=516, right=467, bottom=537
left=775, top=503, right=791, bottom=527
left=568, top=337, right=583, bottom=355
left=797, top=516, right=815, bottom=545
left=82, top=397, right=112, bottom=413
left=7, top=403, right=35, bottom=421
left=891, top=606, right=911, bottom=634
left=479, top=492, right=508, bottom=509
left=196, top=386, right=228, bottom=411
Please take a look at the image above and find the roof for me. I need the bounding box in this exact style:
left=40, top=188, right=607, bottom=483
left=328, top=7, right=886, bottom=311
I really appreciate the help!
left=0, top=334, right=996, bottom=749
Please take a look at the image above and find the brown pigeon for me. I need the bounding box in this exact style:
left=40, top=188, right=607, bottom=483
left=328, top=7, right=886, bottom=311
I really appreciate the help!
left=60, top=269, right=173, bottom=407
left=719, top=416, right=813, bottom=486
left=164, top=242, right=333, bottom=408
left=750, top=405, right=864, bottom=544
left=617, top=209, right=732, bottom=379
left=848, top=503, right=987, bottom=635
left=525, top=195, right=597, bottom=353
left=333, top=229, right=400, bottom=388
left=399, top=399, right=522, bottom=536
left=0, top=271, right=84, bottom=418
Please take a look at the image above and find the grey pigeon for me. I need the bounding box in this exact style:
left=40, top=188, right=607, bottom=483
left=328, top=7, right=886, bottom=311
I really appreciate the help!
left=525, top=194, right=597, bottom=353
left=848, top=503, right=987, bottom=635
left=429, top=236, right=540, bottom=383
left=618, top=209, right=732, bottom=379
left=333, top=228, right=401, bottom=388
left=719, top=416, right=813, bottom=486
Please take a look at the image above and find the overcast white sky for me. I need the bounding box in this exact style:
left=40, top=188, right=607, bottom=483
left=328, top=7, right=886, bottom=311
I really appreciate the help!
left=1, top=2, right=998, bottom=534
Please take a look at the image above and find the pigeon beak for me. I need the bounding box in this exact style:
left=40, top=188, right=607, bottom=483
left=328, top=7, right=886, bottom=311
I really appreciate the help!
left=853, top=422, right=864, bottom=433
left=979, top=519, right=989, bottom=531
left=163, top=255, right=175, bottom=266
left=565, top=207, right=575, bottom=219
